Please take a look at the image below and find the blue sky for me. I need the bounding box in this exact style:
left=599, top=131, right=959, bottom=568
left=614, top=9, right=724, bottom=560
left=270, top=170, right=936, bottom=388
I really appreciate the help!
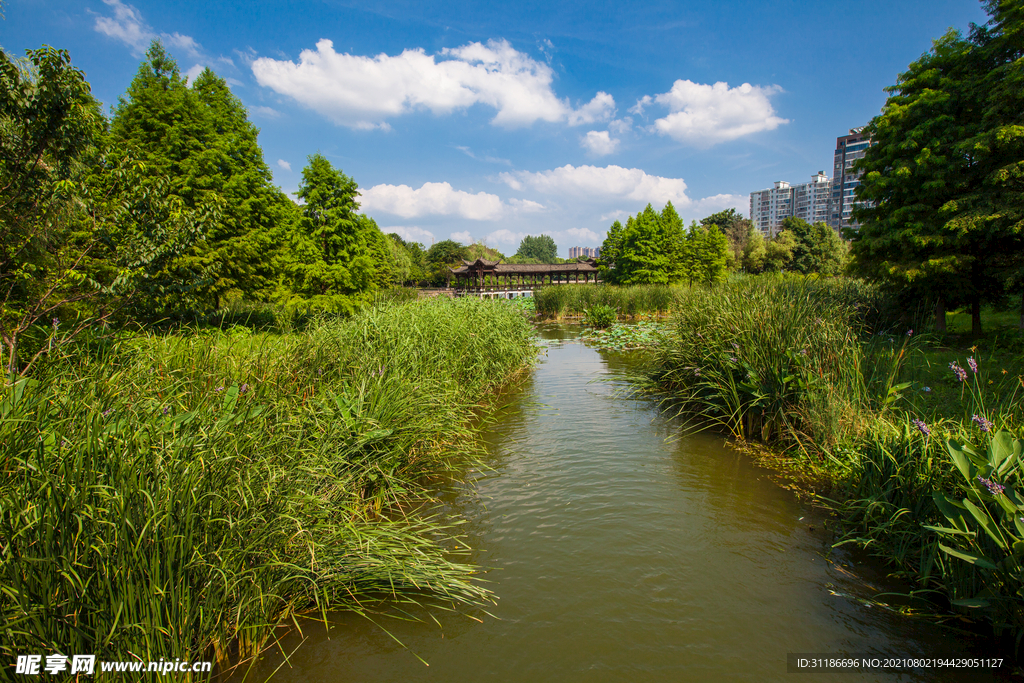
left=4, top=0, right=990, bottom=255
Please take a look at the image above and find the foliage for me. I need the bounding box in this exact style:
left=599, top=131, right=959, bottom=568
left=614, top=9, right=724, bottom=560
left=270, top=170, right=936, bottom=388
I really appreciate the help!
left=288, top=153, right=382, bottom=314
left=514, top=234, right=558, bottom=263
left=466, top=241, right=505, bottom=262
left=581, top=321, right=672, bottom=351
left=0, top=297, right=537, bottom=673
left=700, top=208, right=755, bottom=270
left=533, top=284, right=682, bottom=318
left=582, top=303, right=617, bottom=328
left=850, top=1, right=1024, bottom=336
left=110, top=43, right=296, bottom=312
left=387, top=233, right=428, bottom=286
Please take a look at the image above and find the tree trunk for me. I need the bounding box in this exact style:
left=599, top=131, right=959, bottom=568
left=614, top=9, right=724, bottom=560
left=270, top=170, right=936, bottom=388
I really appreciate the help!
left=971, top=295, right=983, bottom=338
left=934, top=297, right=946, bottom=333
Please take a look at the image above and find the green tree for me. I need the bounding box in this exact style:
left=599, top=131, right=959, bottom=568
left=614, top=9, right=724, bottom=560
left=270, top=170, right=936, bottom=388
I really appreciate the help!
left=742, top=229, right=768, bottom=273
left=700, top=208, right=753, bottom=270
left=850, top=3, right=1024, bottom=335
left=764, top=231, right=797, bottom=272
left=781, top=217, right=848, bottom=276
left=515, top=234, right=558, bottom=263
left=290, top=153, right=374, bottom=311
left=683, top=221, right=729, bottom=285
left=0, top=46, right=104, bottom=375
left=426, top=239, right=469, bottom=286
left=111, top=42, right=293, bottom=311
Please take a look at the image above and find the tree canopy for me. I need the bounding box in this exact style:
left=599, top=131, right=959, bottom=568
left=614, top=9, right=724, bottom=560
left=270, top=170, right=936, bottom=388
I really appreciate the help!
left=514, top=235, right=558, bottom=263
left=850, top=0, right=1024, bottom=334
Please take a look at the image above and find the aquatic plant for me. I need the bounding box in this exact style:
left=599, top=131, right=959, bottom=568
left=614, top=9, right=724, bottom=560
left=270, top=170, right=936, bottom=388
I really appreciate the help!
left=533, top=284, right=682, bottom=318
left=583, top=304, right=617, bottom=328
left=0, top=297, right=537, bottom=676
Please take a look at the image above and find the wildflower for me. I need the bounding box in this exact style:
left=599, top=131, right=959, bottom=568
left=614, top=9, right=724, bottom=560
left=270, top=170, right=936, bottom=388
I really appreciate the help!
left=911, top=419, right=931, bottom=437
left=1002, top=369, right=1008, bottom=375
left=906, top=329, right=913, bottom=336
left=215, top=386, right=224, bottom=392
left=162, top=406, right=169, bottom=415
left=972, top=414, right=994, bottom=433
left=967, top=357, right=978, bottom=374
left=240, top=383, right=249, bottom=394
left=970, top=345, right=978, bottom=353
left=102, top=408, right=114, bottom=417
left=922, top=386, right=932, bottom=393
left=977, top=475, right=1005, bottom=496
left=950, top=362, right=968, bottom=382
left=799, top=348, right=808, bottom=356
left=52, top=317, right=60, bottom=331
left=729, top=357, right=738, bottom=363
left=731, top=342, right=740, bottom=350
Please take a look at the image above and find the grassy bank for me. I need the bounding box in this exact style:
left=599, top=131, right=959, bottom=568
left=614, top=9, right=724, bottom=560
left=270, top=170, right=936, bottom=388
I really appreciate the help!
left=533, top=284, right=682, bottom=318
left=640, top=275, right=1024, bottom=643
left=0, top=297, right=536, bottom=676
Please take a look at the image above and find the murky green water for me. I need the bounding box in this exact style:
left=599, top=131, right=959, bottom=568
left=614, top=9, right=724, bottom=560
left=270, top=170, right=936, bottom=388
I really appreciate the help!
left=240, top=327, right=997, bottom=682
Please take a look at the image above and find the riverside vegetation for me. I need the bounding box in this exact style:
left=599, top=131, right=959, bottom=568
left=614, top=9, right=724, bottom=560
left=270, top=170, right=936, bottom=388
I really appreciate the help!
left=0, top=297, right=537, bottom=676
left=635, top=275, right=1024, bottom=648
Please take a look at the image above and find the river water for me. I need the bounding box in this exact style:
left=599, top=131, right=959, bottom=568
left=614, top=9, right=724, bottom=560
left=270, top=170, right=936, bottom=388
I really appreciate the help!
left=240, top=326, right=997, bottom=682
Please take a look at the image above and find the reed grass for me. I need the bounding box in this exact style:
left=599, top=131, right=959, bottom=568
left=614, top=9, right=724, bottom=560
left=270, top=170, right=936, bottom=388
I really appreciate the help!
left=0, top=297, right=536, bottom=677
left=533, top=284, right=682, bottom=318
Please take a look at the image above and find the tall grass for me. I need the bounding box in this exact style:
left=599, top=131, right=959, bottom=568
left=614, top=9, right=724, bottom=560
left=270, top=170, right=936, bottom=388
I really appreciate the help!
left=0, top=297, right=536, bottom=677
left=641, top=274, right=1024, bottom=644
left=533, top=284, right=682, bottom=318
left=642, top=276, right=910, bottom=451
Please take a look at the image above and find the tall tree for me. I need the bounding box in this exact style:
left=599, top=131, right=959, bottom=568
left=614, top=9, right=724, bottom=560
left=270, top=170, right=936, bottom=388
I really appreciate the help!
left=110, top=42, right=293, bottom=311
left=515, top=234, right=558, bottom=263
left=850, top=3, right=1024, bottom=335
left=290, top=153, right=374, bottom=311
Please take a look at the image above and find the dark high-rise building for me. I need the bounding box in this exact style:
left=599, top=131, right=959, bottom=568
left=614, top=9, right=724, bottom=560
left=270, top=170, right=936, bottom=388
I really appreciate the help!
left=829, top=127, right=872, bottom=232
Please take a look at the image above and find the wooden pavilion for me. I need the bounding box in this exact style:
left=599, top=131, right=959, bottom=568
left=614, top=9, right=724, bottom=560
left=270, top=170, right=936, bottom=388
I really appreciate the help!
left=448, top=258, right=600, bottom=293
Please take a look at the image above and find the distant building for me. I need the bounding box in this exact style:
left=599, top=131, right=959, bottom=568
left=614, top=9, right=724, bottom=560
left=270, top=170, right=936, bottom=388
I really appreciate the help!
left=829, top=127, right=872, bottom=232
left=568, top=246, right=601, bottom=259
left=749, top=172, right=831, bottom=237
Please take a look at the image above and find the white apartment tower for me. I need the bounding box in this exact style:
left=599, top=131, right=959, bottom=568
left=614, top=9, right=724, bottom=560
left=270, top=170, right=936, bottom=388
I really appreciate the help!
left=829, top=128, right=872, bottom=232
left=749, top=172, right=831, bottom=237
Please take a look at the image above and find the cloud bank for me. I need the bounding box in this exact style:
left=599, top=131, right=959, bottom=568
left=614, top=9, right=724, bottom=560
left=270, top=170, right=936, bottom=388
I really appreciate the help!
left=252, top=39, right=616, bottom=129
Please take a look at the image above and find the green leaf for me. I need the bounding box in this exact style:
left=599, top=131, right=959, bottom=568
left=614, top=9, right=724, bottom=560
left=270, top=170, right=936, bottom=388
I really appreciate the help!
left=938, top=544, right=998, bottom=571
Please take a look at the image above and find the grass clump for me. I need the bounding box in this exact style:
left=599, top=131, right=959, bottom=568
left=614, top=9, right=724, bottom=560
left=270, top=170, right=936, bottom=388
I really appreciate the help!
left=533, top=284, right=681, bottom=318
left=0, top=297, right=537, bottom=677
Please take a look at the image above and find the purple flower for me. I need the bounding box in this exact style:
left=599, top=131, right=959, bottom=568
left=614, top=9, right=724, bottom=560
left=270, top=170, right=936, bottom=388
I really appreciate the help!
left=977, top=475, right=1005, bottom=496
left=968, top=357, right=978, bottom=374
left=907, top=329, right=913, bottom=336
left=162, top=406, right=169, bottom=415
left=972, top=414, right=994, bottom=433
left=911, top=418, right=931, bottom=437
left=102, top=408, right=114, bottom=417
left=799, top=348, right=808, bottom=356
left=950, top=362, right=968, bottom=382
left=215, top=386, right=224, bottom=392
left=240, top=383, right=249, bottom=394
left=731, top=342, right=740, bottom=350
left=52, top=317, right=60, bottom=331
left=729, top=356, right=739, bottom=363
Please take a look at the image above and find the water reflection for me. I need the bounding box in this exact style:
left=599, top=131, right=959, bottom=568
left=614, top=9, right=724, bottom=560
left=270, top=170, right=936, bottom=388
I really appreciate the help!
left=236, top=332, right=997, bottom=683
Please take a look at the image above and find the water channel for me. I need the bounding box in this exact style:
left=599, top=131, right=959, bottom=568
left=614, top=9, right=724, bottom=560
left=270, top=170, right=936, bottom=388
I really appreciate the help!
left=243, top=326, right=997, bottom=682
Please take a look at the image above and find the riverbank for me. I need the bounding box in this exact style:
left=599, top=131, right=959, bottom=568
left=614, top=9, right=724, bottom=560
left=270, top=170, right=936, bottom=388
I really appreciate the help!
left=0, top=297, right=537, bottom=677
left=632, top=275, right=1024, bottom=651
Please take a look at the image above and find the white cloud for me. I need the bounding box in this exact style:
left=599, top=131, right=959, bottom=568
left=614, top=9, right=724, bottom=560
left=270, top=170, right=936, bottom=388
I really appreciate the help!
left=252, top=106, right=282, bottom=118
left=252, top=38, right=614, bottom=129
left=567, top=92, right=616, bottom=126
left=485, top=229, right=527, bottom=246
left=599, top=209, right=630, bottom=222
left=359, top=182, right=504, bottom=220
left=580, top=130, right=619, bottom=156
left=386, top=226, right=436, bottom=244
left=608, top=117, right=633, bottom=135
left=565, top=227, right=603, bottom=243
left=455, top=146, right=512, bottom=166
left=94, top=0, right=151, bottom=55
left=450, top=231, right=473, bottom=243
left=164, top=32, right=203, bottom=60
left=692, top=193, right=748, bottom=215
left=648, top=80, right=788, bottom=146
left=500, top=164, right=690, bottom=206
left=183, top=64, right=205, bottom=84
left=508, top=198, right=545, bottom=213
left=276, top=159, right=291, bottom=172
left=629, top=95, right=652, bottom=116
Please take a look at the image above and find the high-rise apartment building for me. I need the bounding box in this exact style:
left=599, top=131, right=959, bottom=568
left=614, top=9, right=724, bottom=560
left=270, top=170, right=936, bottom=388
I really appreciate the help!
left=568, top=246, right=601, bottom=259
left=829, top=127, right=871, bottom=232
left=749, top=172, right=831, bottom=237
